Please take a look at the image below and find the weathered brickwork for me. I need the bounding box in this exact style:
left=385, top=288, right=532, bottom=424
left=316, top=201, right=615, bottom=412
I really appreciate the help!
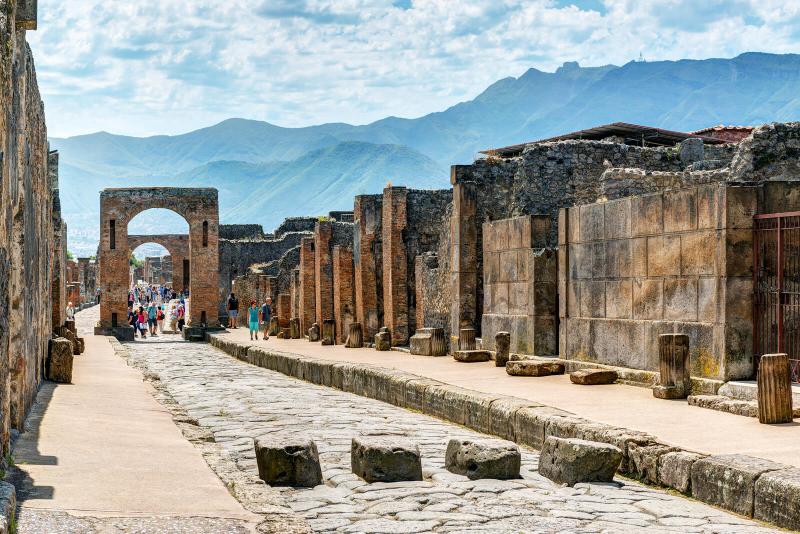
left=314, top=221, right=354, bottom=330
left=99, top=188, right=220, bottom=329
left=353, top=195, right=383, bottom=339
left=298, top=237, right=316, bottom=334
left=482, top=215, right=557, bottom=355
left=128, top=234, right=188, bottom=292
left=382, top=187, right=409, bottom=345
left=332, top=246, right=355, bottom=344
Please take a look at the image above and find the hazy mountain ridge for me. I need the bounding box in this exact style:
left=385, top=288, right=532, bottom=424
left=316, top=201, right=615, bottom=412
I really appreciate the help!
left=53, top=52, right=800, bottom=255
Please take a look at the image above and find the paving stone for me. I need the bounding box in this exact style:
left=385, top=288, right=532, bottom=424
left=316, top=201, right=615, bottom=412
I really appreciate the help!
left=569, top=368, right=618, bottom=385
left=351, top=436, right=423, bottom=483
left=658, top=451, right=704, bottom=494
left=538, top=436, right=623, bottom=486
left=505, top=360, right=565, bottom=377
left=445, top=438, right=521, bottom=480
left=452, top=350, right=491, bottom=363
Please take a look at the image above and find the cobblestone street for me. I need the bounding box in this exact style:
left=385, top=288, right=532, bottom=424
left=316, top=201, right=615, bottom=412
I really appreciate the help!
left=112, top=316, right=781, bottom=533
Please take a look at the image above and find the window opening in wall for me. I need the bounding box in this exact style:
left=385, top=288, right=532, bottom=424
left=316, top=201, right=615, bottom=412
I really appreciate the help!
left=111, top=312, right=118, bottom=327
left=109, top=219, right=116, bottom=249
left=202, top=221, right=209, bottom=247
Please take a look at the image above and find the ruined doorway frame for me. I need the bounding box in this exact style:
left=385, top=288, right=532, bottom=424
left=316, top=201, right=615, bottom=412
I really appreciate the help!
left=128, top=234, right=190, bottom=292
left=98, top=188, right=220, bottom=332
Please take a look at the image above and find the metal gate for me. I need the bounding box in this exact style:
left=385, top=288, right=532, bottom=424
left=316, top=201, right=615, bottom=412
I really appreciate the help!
left=753, top=212, right=800, bottom=383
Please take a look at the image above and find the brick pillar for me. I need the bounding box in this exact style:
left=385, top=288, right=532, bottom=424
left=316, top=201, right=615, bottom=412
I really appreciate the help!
left=382, top=186, right=409, bottom=345
left=414, top=255, right=425, bottom=330
left=298, top=237, right=316, bottom=333
left=333, top=246, right=355, bottom=344
left=277, top=293, right=291, bottom=327
left=450, top=176, right=478, bottom=349
left=353, top=194, right=383, bottom=339
left=315, top=221, right=334, bottom=325
left=290, top=267, right=300, bottom=319
left=51, top=222, right=67, bottom=328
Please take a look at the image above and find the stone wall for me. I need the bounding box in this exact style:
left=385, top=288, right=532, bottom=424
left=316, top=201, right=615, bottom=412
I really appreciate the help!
left=0, top=1, right=60, bottom=453
left=275, top=217, right=317, bottom=237
left=559, top=183, right=756, bottom=381
left=353, top=195, right=383, bottom=339
left=481, top=215, right=557, bottom=355
left=314, top=221, right=354, bottom=329
left=219, top=224, right=265, bottom=240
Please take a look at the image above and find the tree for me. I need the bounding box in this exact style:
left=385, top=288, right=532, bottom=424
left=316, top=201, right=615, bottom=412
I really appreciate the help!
left=66, top=250, right=75, bottom=260
left=129, top=255, right=143, bottom=268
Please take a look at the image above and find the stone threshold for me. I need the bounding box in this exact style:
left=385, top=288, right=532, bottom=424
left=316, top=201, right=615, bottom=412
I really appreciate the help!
left=208, top=333, right=800, bottom=531
left=688, top=394, right=800, bottom=419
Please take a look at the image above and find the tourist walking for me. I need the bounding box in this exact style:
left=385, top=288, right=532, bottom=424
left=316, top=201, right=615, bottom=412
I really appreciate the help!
left=248, top=301, right=259, bottom=340
left=177, top=302, right=185, bottom=332
left=227, top=293, right=239, bottom=329
left=147, top=301, right=158, bottom=336
left=66, top=301, right=75, bottom=321
left=137, top=306, right=148, bottom=338
left=157, top=305, right=165, bottom=333
left=261, top=297, right=272, bottom=341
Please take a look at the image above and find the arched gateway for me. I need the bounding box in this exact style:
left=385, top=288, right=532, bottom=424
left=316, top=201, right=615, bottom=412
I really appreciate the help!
left=96, top=187, right=220, bottom=339
left=128, top=234, right=190, bottom=291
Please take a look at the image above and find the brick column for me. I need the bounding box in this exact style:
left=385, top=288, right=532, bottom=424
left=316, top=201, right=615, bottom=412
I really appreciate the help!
left=353, top=194, right=383, bottom=339
left=333, top=246, right=355, bottom=344
left=277, top=293, right=291, bottom=327
left=290, top=267, right=300, bottom=319
left=450, top=174, right=478, bottom=349
left=315, top=221, right=335, bottom=325
left=382, top=186, right=409, bottom=345
left=298, top=237, right=316, bottom=333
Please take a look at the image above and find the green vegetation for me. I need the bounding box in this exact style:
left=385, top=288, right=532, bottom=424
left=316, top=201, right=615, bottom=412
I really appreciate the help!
left=66, top=250, right=75, bottom=260
left=129, top=255, right=143, bottom=268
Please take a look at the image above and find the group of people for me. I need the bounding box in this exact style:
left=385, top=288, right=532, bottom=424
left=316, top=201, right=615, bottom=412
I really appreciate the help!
left=129, top=285, right=183, bottom=308
left=128, top=301, right=165, bottom=339
left=127, top=283, right=187, bottom=339
left=227, top=293, right=273, bottom=341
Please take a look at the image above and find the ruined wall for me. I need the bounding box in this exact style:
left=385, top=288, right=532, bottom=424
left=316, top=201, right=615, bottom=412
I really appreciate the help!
left=275, top=217, right=317, bottom=237
left=298, top=237, right=316, bottom=333
left=50, top=150, right=67, bottom=325
left=218, top=231, right=308, bottom=316
left=231, top=272, right=271, bottom=326
left=559, top=183, right=756, bottom=381
left=481, top=216, right=556, bottom=355
left=219, top=224, right=265, bottom=240
left=0, top=1, right=57, bottom=452
left=314, top=221, right=354, bottom=330
left=353, top=195, right=383, bottom=339
left=333, top=246, right=355, bottom=344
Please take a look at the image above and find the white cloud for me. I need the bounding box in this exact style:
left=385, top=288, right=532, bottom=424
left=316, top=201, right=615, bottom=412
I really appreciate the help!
left=27, top=0, right=800, bottom=137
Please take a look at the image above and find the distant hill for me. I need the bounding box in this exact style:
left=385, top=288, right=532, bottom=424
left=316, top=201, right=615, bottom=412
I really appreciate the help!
left=52, top=52, right=800, bottom=255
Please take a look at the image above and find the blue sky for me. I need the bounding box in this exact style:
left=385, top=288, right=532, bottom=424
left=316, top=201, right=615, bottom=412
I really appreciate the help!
left=28, top=0, right=800, bottom=138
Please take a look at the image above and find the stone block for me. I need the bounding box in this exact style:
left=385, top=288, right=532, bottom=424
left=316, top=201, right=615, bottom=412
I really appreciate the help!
left=463, top=392, right=499, bottom=435
left=604, top=280, right=632, bottom=319
left=65, top=319, right=76, bottom=334
left=604, top=198, right=631, bottom=240
left=579, top=203, right=604, bottom=242
left=631, top=193, right=663, bottom=236
left=506, top=360, right=564, bottom=377
left=579, top=280, right=605, bottom=318
left=754, top=468, right=800, bottom=530
left=690, top=454, right=787, bottom=517
left=423, top=384, right=472, bottom=425
left=308, top=322, right=320, bottom=342
left=590, top=242, right=606, bottom=279
left=538, top=436, right=622, bottom=486
left=488, top=397, right=541, bottom=442
left=514, top=406, right=574, bottom=450
left=494, top=331, right=510, bottom=367
left=374, top=331, right=391, bottom=351
left=351, top=436, right=422, bottom=483
left=345, top=322, right=364, bottom=348
left=663, top=188, right=697, bottom=233
left=658, top=451, right=704, bottom=494
left=47, top=338, right=73, bottom=383
left=633, top=279, right=663, bottom=320
left=569, top=369, right=617, bottom=385
left=409, top=328, right=447, bottom=356
left=459, top=327, right=476, bottom=350
left=572, top=424, right=658, bottom=475
left=400, top=378, right=440, bottom=412
left=254, top=437, right=322, bottom=487
left=445, top=438, right=521, bottom=480
left=627, top=443, right=679, bottom=484
left=680, top=231, right=716, bottom=276
left=647, top=235, right=680, bottom=277
left=453, top=350, right=491, bottom=363
left=321, top=319, right=335, bottom=345
left=663, top=278, right=698, bottom=321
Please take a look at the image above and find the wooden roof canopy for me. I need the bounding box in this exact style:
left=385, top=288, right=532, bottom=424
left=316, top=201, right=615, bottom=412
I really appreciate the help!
left=481, top=122, right=727, bottom=158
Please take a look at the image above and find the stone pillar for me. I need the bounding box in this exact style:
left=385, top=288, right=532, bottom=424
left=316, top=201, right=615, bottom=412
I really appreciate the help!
left=277, top=293, right=291, bottom=328
left=495, top=331, right=510, bottom=367
left=333, top=246, right=355, bottom=344
left=450, top=176, right=478, bottom=351
left=314, top=221, right=334, bottom=326
left=308, top=323, right=320, bottom=342
left=171, top=255, right=185, bottom=293
left=268, top=317, right=280, bottom=336
left=375, top=327, right=391, bottom=351
left=757, top=353, right=793, bottom=424
left=346, top=323, right=364, bottom=348
left=290, top=268, right=300, bottom=320
left=382, top=187, right=409, bottom=346
left=321, top=319, right=335, bottom=346
left=289, top=318, right=301, bottom=339
left=430, top=328, right=447, bottom=356
left=298, top=237, right=316, bottom=334
left=653, top=334, right=691, bottom=399
left=459, top=327, right=476, bottom=351
left=353, top=194, right=383, bottom=340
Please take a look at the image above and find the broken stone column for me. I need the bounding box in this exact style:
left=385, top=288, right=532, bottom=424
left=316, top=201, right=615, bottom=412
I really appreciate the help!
left=308, top=322, right=321, bottom=342
left=254, top=436, right=322, bottom=488
left=495, top=331, right=510, bottom=367
left=538, top=436, right=622, bottom=486
left=268, top=317, right=280, bottom=336
left=409, top=327, right=447, bottom=356
left=345, top=323, right=363, bottom=348
left=65, top=319, right=76, bottom=335
left=459, top=327, right=476, bottom=351
left=47, top=338, right=73, bottom=384
left=445, top=438, right=521, bottom=480
left=321, top=319, right=335, bottom=346
left=653, top=333, right=691, bottom=399
left=757, top=353, right=794, bottom=424
left=375, top=327, right=391, bottom=351
left=351, top=436, right=422, bottom=482
left=289, top=318, right=301, bottom=339
left=506, top=360, right=564, bottom=376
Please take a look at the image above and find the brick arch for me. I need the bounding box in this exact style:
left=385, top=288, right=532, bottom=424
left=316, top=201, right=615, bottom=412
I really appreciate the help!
left=98, top=187, right=220, bottom=332
left=128, top=234, right=190, bottom=293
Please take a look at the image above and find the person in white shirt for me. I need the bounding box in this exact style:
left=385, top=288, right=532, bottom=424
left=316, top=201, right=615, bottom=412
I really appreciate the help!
left=66, top=302, right=75, bottom=321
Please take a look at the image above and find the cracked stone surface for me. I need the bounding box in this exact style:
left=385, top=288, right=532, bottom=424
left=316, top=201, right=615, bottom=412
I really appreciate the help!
left=104, top=323, right=783, bottom=534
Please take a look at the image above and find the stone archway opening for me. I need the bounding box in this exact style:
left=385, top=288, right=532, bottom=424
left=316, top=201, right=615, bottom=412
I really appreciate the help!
left=128, top=235, right=190, bottom=292
left=97, top=187, right=220, bottom=339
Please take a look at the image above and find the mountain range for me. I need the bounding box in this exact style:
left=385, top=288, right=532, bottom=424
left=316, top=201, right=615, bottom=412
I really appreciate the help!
left=52, top=52, right=800, bottom=256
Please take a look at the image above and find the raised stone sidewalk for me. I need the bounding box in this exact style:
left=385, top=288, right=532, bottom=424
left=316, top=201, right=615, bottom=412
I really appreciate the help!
left=209, top=331, right=800, bottom=531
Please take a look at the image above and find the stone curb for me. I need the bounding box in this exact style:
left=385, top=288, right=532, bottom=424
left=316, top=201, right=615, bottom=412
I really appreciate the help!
left=0, top=481, right=15, bottom=534
left=208, top=334, right=799, bottom=531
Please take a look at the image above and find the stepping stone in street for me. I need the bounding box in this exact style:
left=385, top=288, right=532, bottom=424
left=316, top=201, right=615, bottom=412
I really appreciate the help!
left=506, top=360, right=564, bottom=376
left=569, top=368, right=617, bottom=385
left=254, top=436, right=322, bottom=488
left=453, top=350, right=491, bottom=363
left=445, top=438, right=521, bottom=480
left=538, top=436, right=622, bottom=486
left=351, top=436, right=422, bottom=483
